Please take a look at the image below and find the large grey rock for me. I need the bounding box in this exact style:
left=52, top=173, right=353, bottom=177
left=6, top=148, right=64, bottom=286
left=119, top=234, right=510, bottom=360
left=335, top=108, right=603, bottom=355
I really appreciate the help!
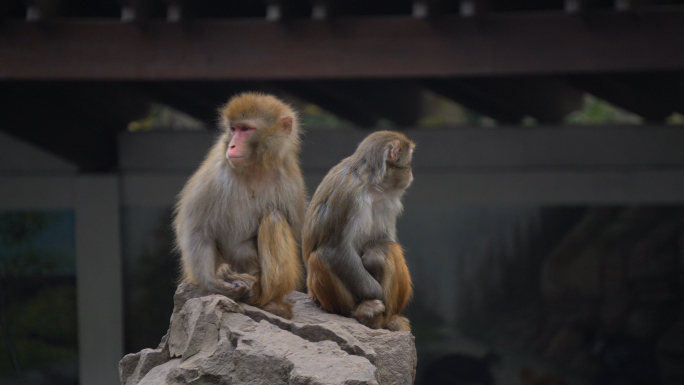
left=120, top=283, right=417, bottom=385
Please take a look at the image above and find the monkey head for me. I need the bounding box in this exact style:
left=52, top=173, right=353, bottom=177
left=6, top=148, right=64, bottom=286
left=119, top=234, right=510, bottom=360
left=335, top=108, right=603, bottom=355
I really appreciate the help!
left=352, top=130, right=415, bottom=192
left=219, top=92, right=300, bottom=173
left=384, top=134, right=415, bottom=191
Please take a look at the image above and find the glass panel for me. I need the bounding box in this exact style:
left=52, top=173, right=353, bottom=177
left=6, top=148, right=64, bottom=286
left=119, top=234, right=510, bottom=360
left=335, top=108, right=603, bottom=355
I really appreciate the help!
left=0, top=210, right=77, bottom=384
left=121, top=206, right=177, bottom=354
left=404, top=205, right=684, bottom=385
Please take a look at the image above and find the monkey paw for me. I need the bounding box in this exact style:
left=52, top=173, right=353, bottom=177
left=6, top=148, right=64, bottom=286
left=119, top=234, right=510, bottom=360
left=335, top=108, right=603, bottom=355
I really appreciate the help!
left=352, top=299, right=385, bottom=329
left=216, top=264, right=256, bottom=284
left=218, top=279, right=253, bottom=301
left=215, top=265, right=256, bottom=300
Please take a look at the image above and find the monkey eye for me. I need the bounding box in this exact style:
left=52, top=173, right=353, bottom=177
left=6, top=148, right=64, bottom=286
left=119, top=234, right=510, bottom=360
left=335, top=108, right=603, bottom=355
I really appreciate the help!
left=231, top=125, right=254, bottom=132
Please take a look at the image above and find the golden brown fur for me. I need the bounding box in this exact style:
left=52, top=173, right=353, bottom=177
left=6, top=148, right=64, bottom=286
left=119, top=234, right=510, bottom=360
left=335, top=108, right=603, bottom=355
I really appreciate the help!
left=303, top=130, right=415, bottom=331
left=174, top=92, right=305, bottom=319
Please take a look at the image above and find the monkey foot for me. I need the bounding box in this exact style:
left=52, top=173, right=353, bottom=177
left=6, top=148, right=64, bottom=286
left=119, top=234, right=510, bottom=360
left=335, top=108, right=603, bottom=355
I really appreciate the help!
left=216, top=279, right=253, bottom=301
left=262, top=301, right=293, bottom=319
left=352, top=299, right=385, bottom=329
left=216, top=265, right=257, bottom=285
left=386, top=315, right=411, bottom=332
left=215, top=265, right=256, bottom=301
left=223, top=280, right=253, bottom=300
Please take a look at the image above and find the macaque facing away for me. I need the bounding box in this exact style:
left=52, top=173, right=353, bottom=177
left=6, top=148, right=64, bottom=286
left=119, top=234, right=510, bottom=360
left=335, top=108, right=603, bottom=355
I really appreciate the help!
left=302, top=130, right=415, bottom=331
left=174, top=92, right=305, bottom=319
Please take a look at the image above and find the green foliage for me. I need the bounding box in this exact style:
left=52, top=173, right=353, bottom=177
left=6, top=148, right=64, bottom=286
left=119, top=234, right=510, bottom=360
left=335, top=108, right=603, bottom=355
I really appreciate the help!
left=128, top=103, right=206, bottom=131
left=299, top=104, right=354, bottom=129
left=376, top=118, right=396, bottom=128
left=667, top=112, right=684, bottom=125
left=0, top=212, right=67, bottom=278
left=124, top=209, right=177, bottom=353
left=418, top=91, right=496, bottom=128
left=0, top=285, right=78, bottom=375
left=565, top=94, right=642, bottom=124
left=0, top=212, right=57, bottom=248
left=0, top=335, right=77, bottom=375
left=15, top=286, right=78, bottom=346
left=0, top=211, right=77, bottom=375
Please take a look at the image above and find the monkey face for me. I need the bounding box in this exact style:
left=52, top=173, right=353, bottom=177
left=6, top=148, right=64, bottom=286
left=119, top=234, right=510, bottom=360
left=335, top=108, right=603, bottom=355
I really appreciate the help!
left=385, top=162, right=413, bottom=191
left=219, top=92, right=300, bottom=174
left=225, top=120, right=259, bottom=167
left=385, top=140, right=414, bottom=191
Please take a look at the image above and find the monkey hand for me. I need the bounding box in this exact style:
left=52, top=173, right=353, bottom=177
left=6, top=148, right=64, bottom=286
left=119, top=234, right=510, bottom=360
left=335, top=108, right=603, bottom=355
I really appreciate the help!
left=352, top=299, right=386, bottom=329
left=219, top=279, right=253, bottom=301
left=215, top=264, right=256, bottom=301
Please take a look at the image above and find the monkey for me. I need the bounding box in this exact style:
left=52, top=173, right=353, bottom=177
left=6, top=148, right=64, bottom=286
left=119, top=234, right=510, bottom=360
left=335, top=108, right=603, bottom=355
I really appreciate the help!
left=302, top=130, right=415, bottom=331
left=173, top=92, right=306, bottom=319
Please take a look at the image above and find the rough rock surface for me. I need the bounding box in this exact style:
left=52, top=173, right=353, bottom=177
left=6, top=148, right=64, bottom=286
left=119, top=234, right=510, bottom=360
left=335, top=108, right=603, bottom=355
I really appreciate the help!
left=119, top=283, right=417, bottom=385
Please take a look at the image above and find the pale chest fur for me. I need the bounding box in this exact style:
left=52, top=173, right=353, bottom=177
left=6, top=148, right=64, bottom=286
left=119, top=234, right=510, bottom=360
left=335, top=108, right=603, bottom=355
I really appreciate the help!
left=203, top=166, right=302, bottom=250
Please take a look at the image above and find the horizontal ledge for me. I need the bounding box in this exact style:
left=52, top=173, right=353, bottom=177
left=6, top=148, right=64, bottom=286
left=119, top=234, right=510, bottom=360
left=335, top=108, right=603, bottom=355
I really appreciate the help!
left=403, top=170, right=684, bottom=204
left=119, top=126, right=684, bottom=172
left=7, top=169, right=681, bottom=208
left=122, top=170, right=684, bottom=206
left=3, top=11, right=684, bottom=79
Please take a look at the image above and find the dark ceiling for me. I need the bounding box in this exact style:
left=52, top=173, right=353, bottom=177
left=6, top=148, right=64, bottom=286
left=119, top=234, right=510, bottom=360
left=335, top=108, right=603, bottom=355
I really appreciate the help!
left=2, top=0, right=684, bottom=171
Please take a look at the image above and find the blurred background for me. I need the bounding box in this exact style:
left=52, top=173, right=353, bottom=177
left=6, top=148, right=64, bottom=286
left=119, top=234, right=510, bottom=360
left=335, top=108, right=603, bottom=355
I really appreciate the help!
left=2, top=1, right=684, bottom=385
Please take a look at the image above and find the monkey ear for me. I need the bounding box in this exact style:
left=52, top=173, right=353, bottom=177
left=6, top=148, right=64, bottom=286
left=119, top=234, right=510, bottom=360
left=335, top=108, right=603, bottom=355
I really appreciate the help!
left=388, top=141, right=401, bottom=161
left=278, top=116, right=293, bottom=134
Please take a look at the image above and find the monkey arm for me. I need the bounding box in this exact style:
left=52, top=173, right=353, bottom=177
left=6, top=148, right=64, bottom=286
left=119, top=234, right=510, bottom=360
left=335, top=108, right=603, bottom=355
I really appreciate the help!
left=360, top=240, right=393, bottom=282
left=177, top=222, right=216, bottom=287
left=179, top=230, right=251, bottom=298
left=318, top=245, right=384, bottom=302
